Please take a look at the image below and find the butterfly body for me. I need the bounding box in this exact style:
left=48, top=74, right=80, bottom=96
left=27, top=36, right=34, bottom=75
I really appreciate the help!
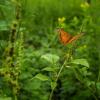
left=58, top=28, right=84, bottom=45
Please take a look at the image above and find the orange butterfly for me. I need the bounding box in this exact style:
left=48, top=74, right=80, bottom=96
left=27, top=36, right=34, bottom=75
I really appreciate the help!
left=57, top=28, right=84, bottom=45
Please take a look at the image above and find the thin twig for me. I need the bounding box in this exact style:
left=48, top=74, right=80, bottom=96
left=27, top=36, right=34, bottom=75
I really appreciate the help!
left=49, top=45, right=74, bottom=100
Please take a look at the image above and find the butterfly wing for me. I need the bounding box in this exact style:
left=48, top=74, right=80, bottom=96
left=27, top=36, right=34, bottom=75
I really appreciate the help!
left=58, top=29, right=72, bottom=45
left=68, top=33, right=84, bottom=44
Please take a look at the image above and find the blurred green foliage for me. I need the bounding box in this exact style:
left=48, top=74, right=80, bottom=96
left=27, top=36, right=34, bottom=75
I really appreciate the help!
left=0, top=0, right=100, bottom=100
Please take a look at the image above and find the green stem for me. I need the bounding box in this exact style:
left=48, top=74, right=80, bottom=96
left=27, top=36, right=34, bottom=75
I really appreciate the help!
left=49, top=46, right=73, bottom=100
left=49, top=59, right=67, bottom=100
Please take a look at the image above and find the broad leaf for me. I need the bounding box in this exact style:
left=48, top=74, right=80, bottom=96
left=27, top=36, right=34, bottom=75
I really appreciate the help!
left=71, top=59, right=89, bottom=68
left=34, top=73, right=49, bottom=81
left=42, top=67, right=58, bottom=72
left=96, top=82, right=100, bottom=90
left=41, top=53, right=59, bottom=64
left=0, top=97, right=12, bottom=100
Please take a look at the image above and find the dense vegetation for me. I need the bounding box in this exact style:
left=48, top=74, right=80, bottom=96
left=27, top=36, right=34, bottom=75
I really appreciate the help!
left=0, top=0, right=100, bottom=100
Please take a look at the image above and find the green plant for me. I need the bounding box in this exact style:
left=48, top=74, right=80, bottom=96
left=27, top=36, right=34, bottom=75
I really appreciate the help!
left=0, top=0, right=100, bottom=100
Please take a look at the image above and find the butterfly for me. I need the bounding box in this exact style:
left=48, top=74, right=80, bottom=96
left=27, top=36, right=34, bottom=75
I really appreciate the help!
left=57, top=28, right=84, bottom=45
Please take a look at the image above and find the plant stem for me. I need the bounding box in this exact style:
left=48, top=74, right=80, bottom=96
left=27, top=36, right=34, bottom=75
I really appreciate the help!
left=49, top=46, right=73, bottom=100
left=49, top=59, right=66, bottom=100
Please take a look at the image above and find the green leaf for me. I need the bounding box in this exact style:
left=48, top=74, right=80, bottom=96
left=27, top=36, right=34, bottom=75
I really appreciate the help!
left=96, top=82, right=100, bottom=90
left=41, top=53, right=59, bottom=64
left=51, top=81, right=57, bottom=90
left=19, top=72, right=32, bottom=80
left=0, top=21, right=8, bottom=31
left=0, top=97, right=12, bottom=100
left=42, top=67, right=58, bottom=72
left=71, top=59, right=89, bottom=68
left=24, top=79, right=41, bottom=91
left=65, top=66, right=71, bottom=68
left=34, top=73, right=49, bottom=81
